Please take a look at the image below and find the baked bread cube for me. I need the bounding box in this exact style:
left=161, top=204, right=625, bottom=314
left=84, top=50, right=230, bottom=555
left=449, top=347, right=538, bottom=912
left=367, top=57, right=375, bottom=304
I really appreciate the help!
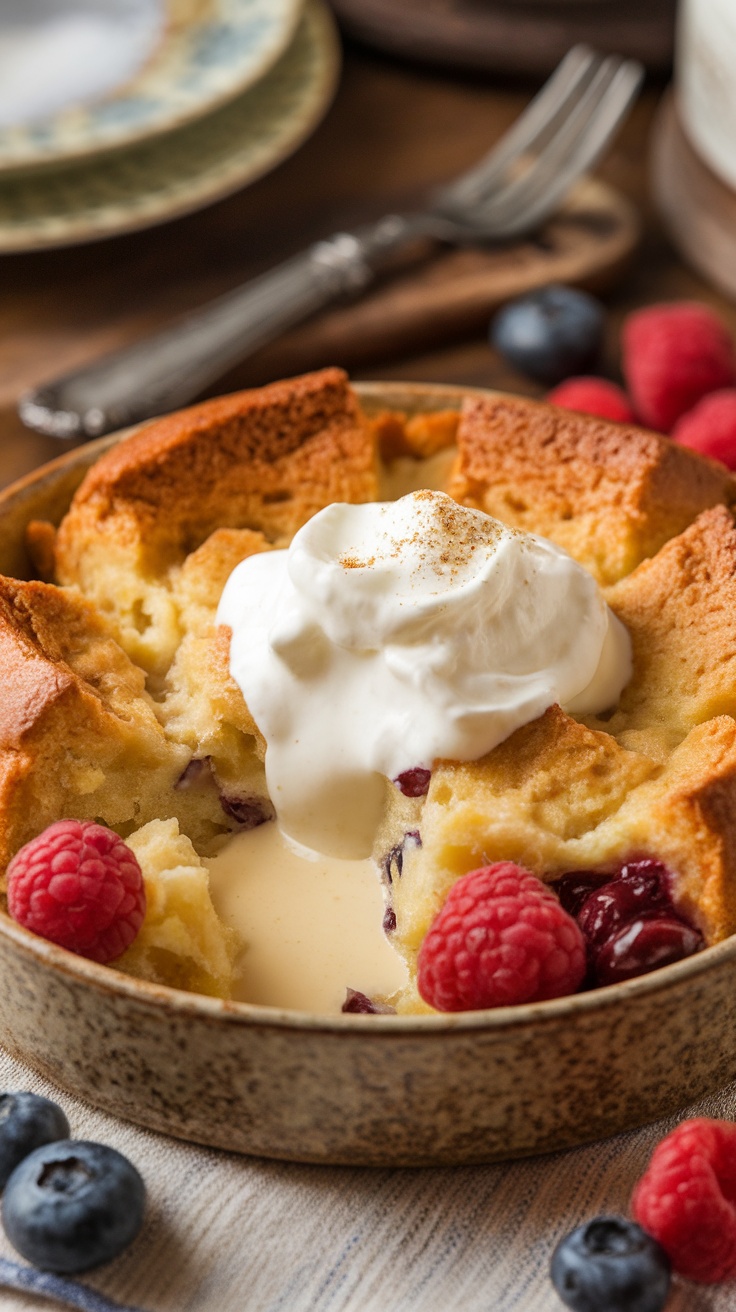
left=602, top=505, right=736, bottom=753
left=447, top=393, right=735, bottom=584
left=51, top=368, right=379, bottom=677
left=0, top=575, right=238, bottom=884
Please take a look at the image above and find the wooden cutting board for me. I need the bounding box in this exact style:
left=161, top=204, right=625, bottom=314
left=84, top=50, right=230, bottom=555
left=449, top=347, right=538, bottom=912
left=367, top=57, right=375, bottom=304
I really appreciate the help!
left=330, top=0, right=675, bottom=76
left=227, top=175, right=639, bottom=385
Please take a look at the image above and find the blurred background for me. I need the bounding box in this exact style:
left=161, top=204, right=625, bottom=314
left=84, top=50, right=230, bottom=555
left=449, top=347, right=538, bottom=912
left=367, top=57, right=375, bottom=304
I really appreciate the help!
left=0, top=0, right=733, bottom=483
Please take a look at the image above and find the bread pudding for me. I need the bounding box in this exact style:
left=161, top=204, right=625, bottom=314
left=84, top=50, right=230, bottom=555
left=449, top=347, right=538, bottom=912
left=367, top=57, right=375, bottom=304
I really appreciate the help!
left=8, top=366, right=736, bottom=1013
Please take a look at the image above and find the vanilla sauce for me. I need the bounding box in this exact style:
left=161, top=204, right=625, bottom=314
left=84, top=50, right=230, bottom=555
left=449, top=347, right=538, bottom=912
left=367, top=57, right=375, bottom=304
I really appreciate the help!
left=206, top=825, right=407, bottom=1014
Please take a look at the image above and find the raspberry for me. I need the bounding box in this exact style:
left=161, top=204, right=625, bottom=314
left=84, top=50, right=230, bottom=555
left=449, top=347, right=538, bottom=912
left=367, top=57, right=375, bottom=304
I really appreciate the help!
left=622, top=302, right=736, bottom=432
left=417, top=862, right=586, bottom=1012
left=546, top=377, right=636, bottom=424
left=632, top=1118, right=736, bottom=1283
left=7, top=820, right=146, bottom=964
left=672, top=389, right=736, bottom=469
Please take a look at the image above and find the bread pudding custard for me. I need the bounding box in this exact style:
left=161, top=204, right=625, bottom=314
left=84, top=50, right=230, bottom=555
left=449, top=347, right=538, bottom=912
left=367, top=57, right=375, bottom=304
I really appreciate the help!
left=8, top=366, right=736, bottom=1013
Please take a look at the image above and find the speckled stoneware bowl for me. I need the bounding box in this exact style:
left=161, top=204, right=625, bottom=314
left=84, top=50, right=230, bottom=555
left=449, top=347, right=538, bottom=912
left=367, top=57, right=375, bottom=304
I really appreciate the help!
left=1, top=380, right=736, bottom=1167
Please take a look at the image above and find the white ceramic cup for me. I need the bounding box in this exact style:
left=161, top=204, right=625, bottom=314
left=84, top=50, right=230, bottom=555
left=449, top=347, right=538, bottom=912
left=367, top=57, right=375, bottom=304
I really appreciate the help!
left=677, top=0, right=736, bottom=191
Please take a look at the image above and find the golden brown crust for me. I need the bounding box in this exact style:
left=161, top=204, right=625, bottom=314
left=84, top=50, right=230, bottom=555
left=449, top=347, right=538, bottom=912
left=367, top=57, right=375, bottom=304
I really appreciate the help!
left=0, top=577, right=116, bottom=750
left=645, top=717, right=736, bottom=944
left=50, top=370, right=380, bottom=679
left=447, top=393, right=735, bottom=584
left=55, top=368, right=379, bottom=580
left=603, top=505, right=736, bottom=748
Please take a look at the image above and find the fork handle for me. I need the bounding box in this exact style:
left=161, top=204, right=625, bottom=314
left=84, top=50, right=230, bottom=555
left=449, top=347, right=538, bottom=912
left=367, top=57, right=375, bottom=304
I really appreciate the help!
left=20, top=215, right=416, bottom=440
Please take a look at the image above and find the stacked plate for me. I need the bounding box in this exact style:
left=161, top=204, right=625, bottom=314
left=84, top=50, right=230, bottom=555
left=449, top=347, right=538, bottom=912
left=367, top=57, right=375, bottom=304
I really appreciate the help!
left=0, top=0, right=340, bottom=252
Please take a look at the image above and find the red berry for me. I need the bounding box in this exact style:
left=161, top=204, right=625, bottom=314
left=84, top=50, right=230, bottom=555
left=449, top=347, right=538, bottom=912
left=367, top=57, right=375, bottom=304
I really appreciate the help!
left=393, top=768, right=431, bottom=798
left=632, top=1118, right=736, bottom=1283
left=595, top=916, right=703, bottom=985
left=417, top=862, right=586, bottom=1012
left=550, top=870, right=607, bottom=918
left=622, top=302, right=736, bottom=432
left=672, top=389, right=736, bottom=469
left=578, top=867, right=670, bottom=949
left=546, top=377, right=636, bottom=423
left=7, top=820, right=146, bottom=964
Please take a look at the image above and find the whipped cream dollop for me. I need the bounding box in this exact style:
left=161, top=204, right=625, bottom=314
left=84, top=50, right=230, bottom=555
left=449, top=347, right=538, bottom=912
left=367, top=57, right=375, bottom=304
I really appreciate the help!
left=217, top=491, right=631, bottom=858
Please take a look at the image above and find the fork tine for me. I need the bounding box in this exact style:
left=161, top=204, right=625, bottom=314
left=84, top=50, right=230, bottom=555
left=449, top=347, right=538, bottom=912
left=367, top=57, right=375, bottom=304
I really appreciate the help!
left=435, top=44, right=602, bottom=213
left=467, top=56, right=643, bottom=236
left=492, top=62, right=645, bottom=239
left=470, top=56, right=625, bottom=221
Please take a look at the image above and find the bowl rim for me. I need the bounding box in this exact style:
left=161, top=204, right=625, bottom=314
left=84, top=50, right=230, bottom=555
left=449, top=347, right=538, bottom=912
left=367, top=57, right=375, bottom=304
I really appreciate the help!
left=1, top=905, right=735, bottom=1035
left=3, top=377, right=733, bottom=1035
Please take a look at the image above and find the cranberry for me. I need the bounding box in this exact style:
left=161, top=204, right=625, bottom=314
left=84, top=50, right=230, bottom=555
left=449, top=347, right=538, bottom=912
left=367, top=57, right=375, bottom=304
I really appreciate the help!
left=342, top=989, right=379, bottom=1014
left=381, top=830, right=421, bottom=886
left=555, top=855, right=705, bottom=988
left=578, top=871, right=671, bottom=949
left=394, top=768, right=431, bottom=798
left=219, top=795, right=275, bottom=829
left=619, top=857, right=671, bottom=886
left=383, top=907, right=396, bottom=934
left=595, top=917, right=704, bottom=985
left=341, top=989, right=395, bottom=1015
left=550, top=871, right=608, bottom=918
left=175, top=757, right=212, bottom=789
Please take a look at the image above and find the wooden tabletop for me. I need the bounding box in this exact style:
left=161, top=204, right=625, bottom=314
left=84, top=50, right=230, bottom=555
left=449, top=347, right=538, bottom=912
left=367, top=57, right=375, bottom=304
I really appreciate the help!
left=1, top=42, right=735, bottom=493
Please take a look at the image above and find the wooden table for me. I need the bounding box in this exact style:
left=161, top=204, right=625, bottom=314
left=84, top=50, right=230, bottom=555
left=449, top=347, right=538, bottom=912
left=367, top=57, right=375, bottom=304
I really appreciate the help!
left=1, top=44, right=734, bottom=492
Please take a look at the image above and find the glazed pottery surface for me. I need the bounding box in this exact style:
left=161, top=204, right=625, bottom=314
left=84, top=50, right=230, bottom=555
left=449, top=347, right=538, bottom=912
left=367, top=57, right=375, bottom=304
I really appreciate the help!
left=0, top=380, right=734, bottom=1166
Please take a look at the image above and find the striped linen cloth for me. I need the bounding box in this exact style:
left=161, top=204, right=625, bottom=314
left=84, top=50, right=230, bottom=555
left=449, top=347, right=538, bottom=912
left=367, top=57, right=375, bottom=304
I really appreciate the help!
left=0, top=1047, right=732, bottom=1311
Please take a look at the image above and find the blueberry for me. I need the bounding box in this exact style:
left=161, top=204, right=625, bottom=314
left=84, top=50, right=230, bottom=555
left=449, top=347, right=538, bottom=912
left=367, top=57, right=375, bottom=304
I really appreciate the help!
left=2, top=1139, right=145, bottom=1273
left=0, top=1093, right=69, bottom=1191
left=490, top=284, right=605, bottom=384
left=551, top=1216, right=670, bottom=1312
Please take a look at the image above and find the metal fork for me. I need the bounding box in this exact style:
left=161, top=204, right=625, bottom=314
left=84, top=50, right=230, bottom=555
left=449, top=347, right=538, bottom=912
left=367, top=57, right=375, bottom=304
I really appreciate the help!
left=20, top=45, right=643, bottom=441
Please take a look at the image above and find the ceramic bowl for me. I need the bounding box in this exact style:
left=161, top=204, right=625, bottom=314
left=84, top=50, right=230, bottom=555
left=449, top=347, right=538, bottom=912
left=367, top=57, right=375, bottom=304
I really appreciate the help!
left=0, top=0, right=303, bottom=175
left=1, top=380, right=735, bottom=1168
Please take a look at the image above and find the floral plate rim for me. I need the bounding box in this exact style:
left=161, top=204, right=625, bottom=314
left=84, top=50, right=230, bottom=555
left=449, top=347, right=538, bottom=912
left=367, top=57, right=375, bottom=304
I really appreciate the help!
left=0, top=0, right=304, bottom=176
left=0, top=1, right=339, bottom=253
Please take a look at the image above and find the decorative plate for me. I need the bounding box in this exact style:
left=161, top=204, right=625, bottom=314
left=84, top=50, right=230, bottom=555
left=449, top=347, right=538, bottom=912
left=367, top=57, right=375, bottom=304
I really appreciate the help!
left=331, top=0, right=675, bottom=76
left=0, top=0, right=303, bottom=175
left=0, top=2, right=339, bottom=253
